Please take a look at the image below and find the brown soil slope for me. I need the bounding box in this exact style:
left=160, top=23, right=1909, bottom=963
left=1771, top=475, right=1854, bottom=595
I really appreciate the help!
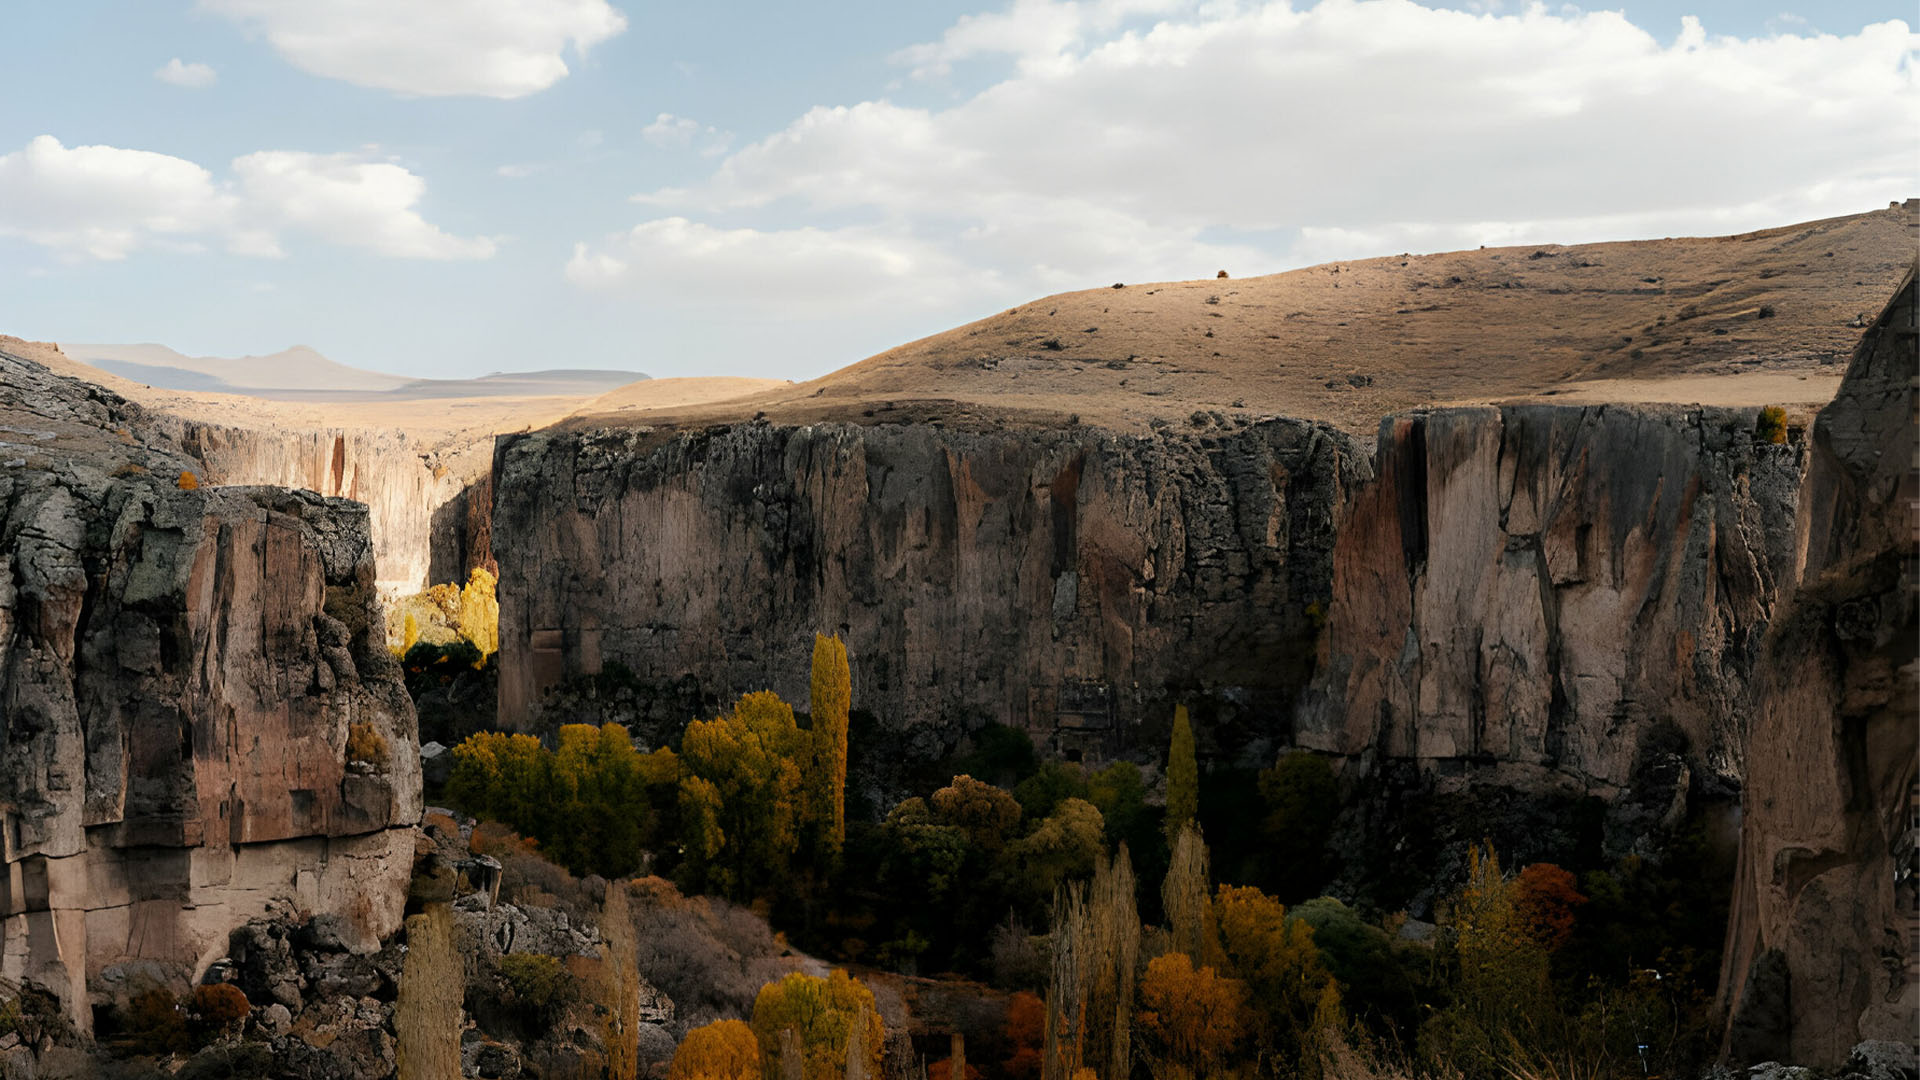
left=567, top=203, right=1916, bottom=437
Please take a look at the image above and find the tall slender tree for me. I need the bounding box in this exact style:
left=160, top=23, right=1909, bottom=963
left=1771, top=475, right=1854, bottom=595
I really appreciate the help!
left=1163, top=821, right=1216, bottom=966
left=1164, top=705, right=1198, bottom=844
left=809, top=633, right=852, bottom=863
left=396, top=904, right=461, bottom=1080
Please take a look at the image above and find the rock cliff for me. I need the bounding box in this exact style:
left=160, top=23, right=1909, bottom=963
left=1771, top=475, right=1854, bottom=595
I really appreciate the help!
left=1716, top=266, right=1918, bottom=1065
left=169, top=422, right=489, bottom=599
left=493, top=417, right=1366, bottom=758
left=0, top=347, right=423, bottom=1031
left=1297, top=400, right=1806, bottom=794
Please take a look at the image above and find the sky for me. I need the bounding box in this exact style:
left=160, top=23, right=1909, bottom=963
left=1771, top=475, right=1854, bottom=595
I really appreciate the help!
left=0, top=0, right=1913, bottom=381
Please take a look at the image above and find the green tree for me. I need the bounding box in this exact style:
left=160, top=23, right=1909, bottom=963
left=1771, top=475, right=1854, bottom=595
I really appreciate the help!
left=1257, top=752, right=1337, bottom=899
left=1165, top=705, right=1198, bottom=844
left=1005, top=798, right=1106, bottom=905
left=1087, top=761, right=1148, bottom=848
left=1015, top=760, right=1089, bottom=820
left=809, top=633, right=851, bottom=864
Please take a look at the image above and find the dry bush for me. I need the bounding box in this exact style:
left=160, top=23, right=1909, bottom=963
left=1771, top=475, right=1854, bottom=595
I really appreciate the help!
left=176, top=470, right=199, bottom=490
left=347, top=722, right=390, bottom=770
left=188, top=983, right=251, bottom=1036
left=632, top=891, right=793, bottom=1029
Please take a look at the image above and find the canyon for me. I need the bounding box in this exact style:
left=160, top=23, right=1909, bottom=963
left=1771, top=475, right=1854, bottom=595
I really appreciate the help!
left=0, top=207, right=1911, bottom=1068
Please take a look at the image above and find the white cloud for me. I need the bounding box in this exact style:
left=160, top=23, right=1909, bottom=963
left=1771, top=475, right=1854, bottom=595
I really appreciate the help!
left=200, top=0, right=626, bottom=98
left=565, top=218, right=991, bottom=314
left=234, top=151, right=497, bottom=259
left=0, top=135, right=493, bottom=262
left=641, top=113, right=734, bottom=156
left=0, top=136, right=235, bottom=260
left=642, top=113, right=701, bottom=148
left=156, top=58, right=218, bottom=88
left=572, top=1, right=1918, bottom=317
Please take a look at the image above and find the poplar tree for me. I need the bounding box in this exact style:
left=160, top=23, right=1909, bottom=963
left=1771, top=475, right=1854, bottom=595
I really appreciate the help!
left=809, top=633, right=852, bottom=863
left=1163, top=821, right=1217, bottom=966
left=1164, top=705, right=1198, bottom=844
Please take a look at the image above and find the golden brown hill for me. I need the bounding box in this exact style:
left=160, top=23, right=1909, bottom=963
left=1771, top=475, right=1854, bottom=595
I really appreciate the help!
left=564, top=203, right=1916, bottom=437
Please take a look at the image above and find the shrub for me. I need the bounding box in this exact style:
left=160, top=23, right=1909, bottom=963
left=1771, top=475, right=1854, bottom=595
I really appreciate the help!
left=125, top=986, right=189, bottom=1052
left=346, top=722, right=390, bottom=770
left=496, top=953, right=579, bottom=1026
left=1756, top=406, right=1788, bottom=444
left=188, top=983, right=251, bottom=1036
left=176, top=470, right=200, bottom=490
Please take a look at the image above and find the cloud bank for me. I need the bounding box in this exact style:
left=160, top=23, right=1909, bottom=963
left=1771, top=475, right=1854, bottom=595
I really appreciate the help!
left=0, top=136, right=494, bottom=261
left=570, top=0, right=1918, bottom=317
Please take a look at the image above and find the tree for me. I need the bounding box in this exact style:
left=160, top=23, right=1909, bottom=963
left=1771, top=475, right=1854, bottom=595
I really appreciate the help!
left=1004, top=991, right=1047, bottom=1080
left=1087, top=761, right=1148, bottom=848
left=1213, top=884, right=1335, bottom=1062
left=1161, top=822, right=1215, bottom=966
left=670, top=1020, right=761, bottom=1080
left=1512, top=863, right=1586, bottom=953
left=809, top=633, right=852, bottom=864
left=931, top=774, right=1023, bottom=852
left=1015, top=761, right=1090, bottom=820
left=603, top=881, right=641, bottom=1080
left=1084, top=847, right=1140, bottom=1080
left=1005, top=798, right=1106, bottom=905
left=1164, top=706, right=1197, bottom=844
left=459, top=567, right=500, bottom=659
left=679, top=691, right=809, bottom=900
left=1136, top=952, right=1248, bottom=1080
left=1257, top=752, right=1337, bottom=899
left=396, top=904, right=461, bottom=1080
left=750, top=971, right=885, bottom=1080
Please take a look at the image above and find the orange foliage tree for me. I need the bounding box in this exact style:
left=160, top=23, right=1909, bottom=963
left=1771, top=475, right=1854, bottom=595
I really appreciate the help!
left=1136, top=952, right=1248, bottom=1080
left=1512, top=863, right=1587, bottom=952
left=1004, top=990, right=1046, bottom=1080
left=669, top=1019, right=762, bottom=1080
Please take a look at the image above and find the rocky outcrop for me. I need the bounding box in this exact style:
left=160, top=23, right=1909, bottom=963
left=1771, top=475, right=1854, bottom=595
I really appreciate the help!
left=493, top=418, right=1366, bottom=758
left=1296, top=401, right=1806, bottom=804
left=1717, top=266, right=1917, bottom=1066
left=0, top=347, right=423, bottom=1031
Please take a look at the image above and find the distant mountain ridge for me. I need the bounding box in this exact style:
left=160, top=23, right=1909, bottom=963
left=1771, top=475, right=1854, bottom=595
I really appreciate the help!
left=62, top=342, right=648, bottom=400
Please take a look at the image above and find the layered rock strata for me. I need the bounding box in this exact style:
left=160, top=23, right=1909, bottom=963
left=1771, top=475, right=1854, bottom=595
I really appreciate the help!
left=1717, top=266, right=1918, bottom=1065
left=0, top=347, right=422, bottom=1030
left=493, top=419, right=1366, bottom=754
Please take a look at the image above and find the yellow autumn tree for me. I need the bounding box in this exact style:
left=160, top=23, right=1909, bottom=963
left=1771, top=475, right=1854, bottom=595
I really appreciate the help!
left=678, top=691, right=807, bottom=900
left=750, top=971, right=885, bottom=1080
left=809, top=633, right=851, bottom=864
left=670, top=1019, right=762, bottom=1080
left=459, top=566, right=500, bottom=659
left=1213, top=884, right=1337, bottom=1065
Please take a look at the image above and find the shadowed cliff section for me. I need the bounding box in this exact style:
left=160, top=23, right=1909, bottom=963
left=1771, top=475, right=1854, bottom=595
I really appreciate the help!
left=1716, top=264, right=1918, bottom=1066
left=492, top=417, right=1367, bottom=763
left=0, top=346, right=423, bottom=1032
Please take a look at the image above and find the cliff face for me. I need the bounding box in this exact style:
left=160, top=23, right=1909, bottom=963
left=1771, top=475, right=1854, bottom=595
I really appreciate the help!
left=0, top=349, right=422, bottom=1031
left=168, top=423, right=487, bottom=598
left=493, top=418, right=1366, bottom=757
left=1297, top=402, right=1806, bottom=801
left=1717, top=267, right=1918, bottom=1066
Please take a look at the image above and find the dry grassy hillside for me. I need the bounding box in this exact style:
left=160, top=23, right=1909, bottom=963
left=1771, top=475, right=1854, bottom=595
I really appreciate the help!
left=567, top=202, right=1916, bottom=437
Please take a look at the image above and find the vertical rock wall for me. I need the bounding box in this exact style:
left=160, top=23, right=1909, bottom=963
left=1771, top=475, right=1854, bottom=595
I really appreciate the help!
left=1297, top=402, right=1806, bottom=801
left=1716, top=267, right=1918, bottom=1065
left=492, top=419, right=1365, bottom=756
left=0, top=350, right=423, bottom=1030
